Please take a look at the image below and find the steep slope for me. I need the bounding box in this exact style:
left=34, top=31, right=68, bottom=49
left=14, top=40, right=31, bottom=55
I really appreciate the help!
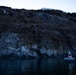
left=0, top=6, right=76, bottom=58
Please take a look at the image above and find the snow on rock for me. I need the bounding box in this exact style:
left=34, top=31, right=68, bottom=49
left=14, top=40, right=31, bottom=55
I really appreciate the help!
left=41, top=8, right=53, bottom=11
left=29, top=51, right=38, bottom=58
left=46, top=49, right=54, bottom=56
left=40, top=47, right=57, bottom=57
left=7, top=46, right=17, bottom=54
left=17, top=45, right=39, bottom=58
left=18, top=46, right=29, bottom=56
left=5, top=33, right=18, bottom=44
left=31, top=44, right=38, bottom=49
left=40, top=47, right=47, bottom=54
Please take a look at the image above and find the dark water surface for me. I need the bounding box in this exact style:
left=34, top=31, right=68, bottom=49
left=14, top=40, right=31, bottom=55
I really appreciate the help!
left=0, top=59, right=76, bottom=75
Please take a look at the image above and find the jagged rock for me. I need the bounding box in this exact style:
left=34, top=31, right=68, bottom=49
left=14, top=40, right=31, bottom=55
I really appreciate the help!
left=0, top=6, right=76, bottom=58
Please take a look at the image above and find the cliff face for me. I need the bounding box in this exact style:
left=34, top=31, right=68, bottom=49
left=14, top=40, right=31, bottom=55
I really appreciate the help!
left=0, top=6, right=76, bottom=58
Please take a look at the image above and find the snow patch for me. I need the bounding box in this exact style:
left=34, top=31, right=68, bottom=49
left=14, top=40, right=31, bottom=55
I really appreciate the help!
left=40, top=47, right=47, bottom=54
left=29, top=52, right=38, bottom=57
left=31, top=44, right=37, bottom=49
left=41, top=8, right=53, bottom=11
left=20, top=46, right=29, bottom=56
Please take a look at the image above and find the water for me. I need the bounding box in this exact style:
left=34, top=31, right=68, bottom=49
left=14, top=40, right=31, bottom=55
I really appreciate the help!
left=0, top=59, right=76, bottom=75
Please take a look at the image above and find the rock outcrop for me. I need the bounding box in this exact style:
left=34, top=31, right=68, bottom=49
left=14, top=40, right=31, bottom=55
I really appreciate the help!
left=0, top=6, right=76, bottom=58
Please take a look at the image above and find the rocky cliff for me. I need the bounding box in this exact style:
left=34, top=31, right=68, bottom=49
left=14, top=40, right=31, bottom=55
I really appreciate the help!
left=0, top=6, right=76, bottom=59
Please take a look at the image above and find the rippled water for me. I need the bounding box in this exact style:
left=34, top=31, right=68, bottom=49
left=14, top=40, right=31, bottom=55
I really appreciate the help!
left=0, top=59, right=76, bottom=75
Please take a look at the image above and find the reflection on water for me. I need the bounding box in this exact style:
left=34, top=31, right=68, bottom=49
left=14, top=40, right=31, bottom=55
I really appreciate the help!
left=0, top=59, right=76, bottom=75
left=68, top=63, right=74, bottom=71
left=68, top=63, right=75, bottom=75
